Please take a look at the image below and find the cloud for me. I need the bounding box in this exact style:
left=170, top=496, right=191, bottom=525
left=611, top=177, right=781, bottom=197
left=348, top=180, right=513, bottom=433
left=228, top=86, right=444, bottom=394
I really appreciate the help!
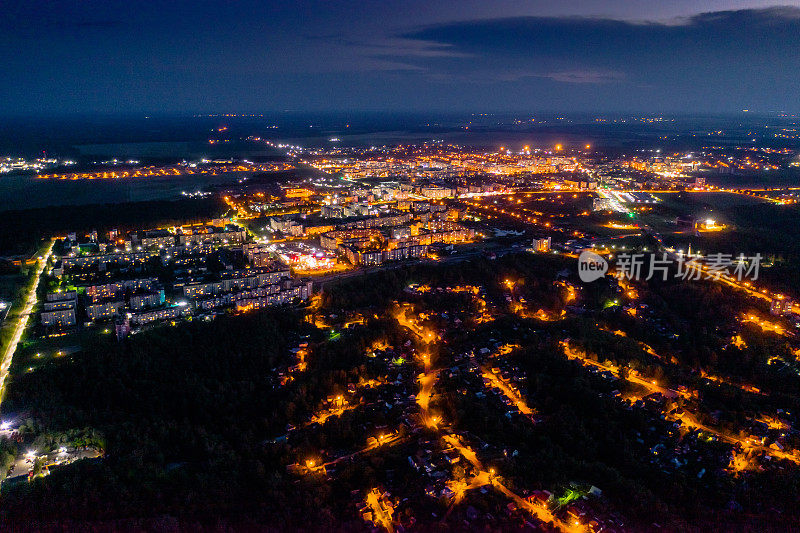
left=296, top=35, right=472, bottom=74
left=394, top=6, right=800, bottom=87
left=540, top=70, right=626, bottom=84
left=675, top=5, right=800, bottom=26
left=352, top=37, right=473, bottom=60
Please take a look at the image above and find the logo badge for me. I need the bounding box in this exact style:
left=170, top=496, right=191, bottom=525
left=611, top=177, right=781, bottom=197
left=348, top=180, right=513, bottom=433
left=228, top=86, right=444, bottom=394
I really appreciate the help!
left=578, top=250, right=608, bottom=282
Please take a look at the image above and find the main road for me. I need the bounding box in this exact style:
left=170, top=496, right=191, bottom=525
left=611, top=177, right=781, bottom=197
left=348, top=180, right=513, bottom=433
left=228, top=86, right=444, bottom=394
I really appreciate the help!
left=0, top=240, right=54, bottom=405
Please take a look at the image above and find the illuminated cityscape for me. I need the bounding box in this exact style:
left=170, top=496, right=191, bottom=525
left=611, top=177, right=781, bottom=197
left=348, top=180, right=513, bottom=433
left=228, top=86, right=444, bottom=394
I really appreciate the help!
left=1, top=1, right=800, bottom=531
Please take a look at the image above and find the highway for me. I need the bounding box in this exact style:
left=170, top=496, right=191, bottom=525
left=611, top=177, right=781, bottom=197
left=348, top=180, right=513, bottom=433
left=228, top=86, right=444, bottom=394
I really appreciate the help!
left=0, top=240, right=53, bottom=405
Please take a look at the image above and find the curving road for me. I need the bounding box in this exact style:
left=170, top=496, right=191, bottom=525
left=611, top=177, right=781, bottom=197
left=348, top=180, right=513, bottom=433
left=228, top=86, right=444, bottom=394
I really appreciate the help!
left=0, top=240, right=54, bottom=405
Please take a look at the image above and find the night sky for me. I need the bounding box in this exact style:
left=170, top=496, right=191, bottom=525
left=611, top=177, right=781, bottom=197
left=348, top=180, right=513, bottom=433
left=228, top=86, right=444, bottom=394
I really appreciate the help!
left=2, top=1, right=799, bottom=115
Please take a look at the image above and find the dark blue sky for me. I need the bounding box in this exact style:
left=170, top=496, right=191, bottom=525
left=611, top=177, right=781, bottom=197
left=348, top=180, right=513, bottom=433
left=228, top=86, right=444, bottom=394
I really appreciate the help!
left=2, top=1, right=799, bottom=115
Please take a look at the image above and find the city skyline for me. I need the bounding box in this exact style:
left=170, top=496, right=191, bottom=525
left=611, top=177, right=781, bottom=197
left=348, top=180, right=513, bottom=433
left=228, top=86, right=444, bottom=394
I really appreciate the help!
left=3, top=2, right=800, bottom=530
